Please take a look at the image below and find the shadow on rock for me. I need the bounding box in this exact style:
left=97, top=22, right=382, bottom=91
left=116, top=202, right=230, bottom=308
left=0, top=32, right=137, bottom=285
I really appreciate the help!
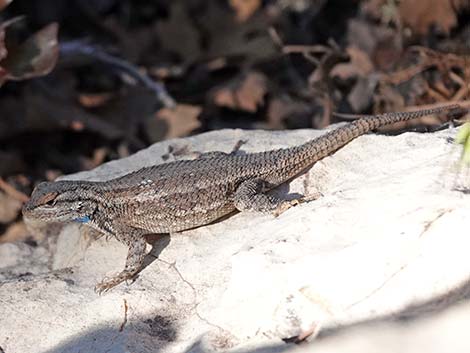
left=44, top=313, right=178, bottom=353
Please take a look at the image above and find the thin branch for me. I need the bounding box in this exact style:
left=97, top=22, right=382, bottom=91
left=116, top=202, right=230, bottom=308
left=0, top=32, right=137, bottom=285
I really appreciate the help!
left=60, top=41, right=176, bottom=108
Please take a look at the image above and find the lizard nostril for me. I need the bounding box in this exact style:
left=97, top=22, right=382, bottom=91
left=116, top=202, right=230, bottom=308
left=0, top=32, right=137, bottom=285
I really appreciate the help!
left=22, top=200, right=33, bottom=214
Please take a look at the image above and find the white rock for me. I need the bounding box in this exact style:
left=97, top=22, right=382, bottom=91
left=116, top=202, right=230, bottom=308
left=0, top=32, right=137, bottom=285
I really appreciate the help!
left=1, top=127, right=470, bottom=353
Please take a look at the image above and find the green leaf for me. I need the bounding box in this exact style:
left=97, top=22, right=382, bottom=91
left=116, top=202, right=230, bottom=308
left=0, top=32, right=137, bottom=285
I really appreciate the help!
left=455, top=122, right=470, bottom=145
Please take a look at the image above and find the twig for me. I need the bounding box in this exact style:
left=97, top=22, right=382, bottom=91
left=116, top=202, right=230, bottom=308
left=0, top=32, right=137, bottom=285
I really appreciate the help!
left=60, top=41, right=176, bottom=108
left=119, top=299, right=128, bottom=332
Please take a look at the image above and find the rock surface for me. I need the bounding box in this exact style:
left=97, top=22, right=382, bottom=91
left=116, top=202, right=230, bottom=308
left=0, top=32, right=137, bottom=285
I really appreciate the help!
left=1, top=127, right=470, bottom=353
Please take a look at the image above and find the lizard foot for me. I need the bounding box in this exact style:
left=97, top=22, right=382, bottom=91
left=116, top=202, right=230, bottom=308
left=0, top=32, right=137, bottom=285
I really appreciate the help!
left=94, top=271, right=136, bottom=294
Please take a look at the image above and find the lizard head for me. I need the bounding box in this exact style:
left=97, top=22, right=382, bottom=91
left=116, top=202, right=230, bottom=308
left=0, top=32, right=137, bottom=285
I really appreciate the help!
left=22, top=180, right=97, bottom=223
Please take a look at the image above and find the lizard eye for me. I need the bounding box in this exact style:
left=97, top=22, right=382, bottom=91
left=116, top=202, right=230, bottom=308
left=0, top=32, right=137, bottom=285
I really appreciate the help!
left=45, top=199, right=56, bottom=207
left=38, top=192, right=59, bottom=207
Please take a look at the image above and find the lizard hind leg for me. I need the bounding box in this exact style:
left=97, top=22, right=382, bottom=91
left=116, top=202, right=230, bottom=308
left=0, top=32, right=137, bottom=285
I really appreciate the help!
left=95, top=235, right=147, bottom=294
left=234, top=178, right=304, bottom=217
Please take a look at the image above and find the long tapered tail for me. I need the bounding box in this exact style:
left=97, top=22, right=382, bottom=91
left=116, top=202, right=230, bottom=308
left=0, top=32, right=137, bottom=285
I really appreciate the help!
left=280, top=104, right=461, bottom=175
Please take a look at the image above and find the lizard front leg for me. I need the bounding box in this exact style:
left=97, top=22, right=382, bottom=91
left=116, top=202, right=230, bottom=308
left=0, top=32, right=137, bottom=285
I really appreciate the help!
left=95, top=232, right=147, bottom=294
left=233, top=178, right=305, bottom=216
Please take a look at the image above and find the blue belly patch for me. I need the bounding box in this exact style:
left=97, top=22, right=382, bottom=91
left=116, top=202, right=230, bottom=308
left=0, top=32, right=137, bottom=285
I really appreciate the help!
left=74, top=216, right=91, bottom=223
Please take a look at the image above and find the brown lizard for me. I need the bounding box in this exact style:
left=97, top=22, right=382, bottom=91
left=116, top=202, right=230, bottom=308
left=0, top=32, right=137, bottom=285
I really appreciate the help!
left=22, top=104, right=460, bottom=293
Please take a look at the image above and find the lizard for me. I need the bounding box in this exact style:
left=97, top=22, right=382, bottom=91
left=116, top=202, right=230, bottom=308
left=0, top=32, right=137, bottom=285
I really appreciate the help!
left=22, top=104, right=460, bottom=293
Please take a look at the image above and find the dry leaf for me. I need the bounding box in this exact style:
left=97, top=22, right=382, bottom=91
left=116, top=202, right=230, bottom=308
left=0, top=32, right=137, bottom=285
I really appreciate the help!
left=399, top=0, right=457, bottom=35
left=330, top=46, right=374, bottom=81
left=45, top=170, right=62, bottom=181
left=0, top=22, right=59, bottom=85
left=78, top=93, right=113, bottom=108
left=81, top=147, right=108, bottom=171
left=0, top=27, right=6, bottom=62
left=361, top=0, right=401, bottom=26
left=156, top=1, right=201, bottom=64
left=0, top=192, right=22, bottom=223
left=213, top=71, right=267, bottom=112
left=229, top=0, right=261, bottom=22
left=70, top=120, right=85, bottom=131
left=154, top=104, right=202, bottom=139
left=267, top=96, right=311, bottom=130
left=0, top=221, right=30, bottom=243
left=198, top=2, right=276, bottom=61
left=361, top=0, right=387, bottom=20
left=0, top=0, right=12, bottom=12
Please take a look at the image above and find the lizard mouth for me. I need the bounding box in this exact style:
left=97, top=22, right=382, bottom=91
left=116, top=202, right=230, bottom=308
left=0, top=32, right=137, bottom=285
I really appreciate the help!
left=21, top=200, right=35, bottom=216
left=21, top=201, right=66, bottom=222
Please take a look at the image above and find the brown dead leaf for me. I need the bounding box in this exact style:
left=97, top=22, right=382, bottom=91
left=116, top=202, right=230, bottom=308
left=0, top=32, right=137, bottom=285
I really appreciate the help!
left=0, top=192, right=22, bottom=223
left=153, top=104, right=202, bottom=140
left=156, top=1, right=201, bottom=64
left=454, top=0, right=470, bottom=12
left=0, top=27, right=6, bottom=62
left=267, top=96, right=311, bottom=130
left=198, top=2, right=276, bottom=61
left=373, top=83, right=405, bottom=117
left=361, top=0, right=401, bottom=26
left=330, top=46, right=374, bottom=81
left=0, top=0, right=12, bottom=12
left=212, top=71, right=267, bottom=113
left=229, top=0, right=261, bottom=22
left=348, top=76, right=377, bottom=113
left=372, top=38, right=402, bottom=72
left=360, top=0, right=387, bottom=20
left=45, top=170, right=62, bottom=181
left=78, top=93, right=113, bottom=108
left=329, top=46, right=378, bottom=113
left=0, top=177, right=28, bottom=203
left=399, top=0, right=457, bottom=35
left=70, top=120, right=85, bottom=131
left=81, top=147, right=108, bottom=170
left=0, top=22, right=59, bottom=85
left=0, top=221, right=30, bottom=243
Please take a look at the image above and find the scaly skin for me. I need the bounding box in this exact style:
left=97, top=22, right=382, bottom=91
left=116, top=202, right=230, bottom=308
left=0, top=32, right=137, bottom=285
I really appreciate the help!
left=22, top=104, right=460, bottom=293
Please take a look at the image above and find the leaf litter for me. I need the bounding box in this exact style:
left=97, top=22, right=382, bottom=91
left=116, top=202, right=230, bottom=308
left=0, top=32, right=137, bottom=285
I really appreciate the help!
left=0, top=0, right=470, bottom=242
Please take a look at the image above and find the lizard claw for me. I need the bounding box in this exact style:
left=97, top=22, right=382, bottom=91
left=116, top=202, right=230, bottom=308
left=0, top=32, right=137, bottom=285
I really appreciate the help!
left=94, top=275, right=122, bottom=294
left=94, top=280, right=113, bottom=295
left=94, top=271, right=139, bottom=294
left=273, top=193, right=322, bottom=217
left=273, top=199, right=301, bottom=217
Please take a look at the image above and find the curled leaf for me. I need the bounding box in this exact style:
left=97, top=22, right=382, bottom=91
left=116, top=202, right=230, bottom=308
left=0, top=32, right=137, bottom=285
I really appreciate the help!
left=153, top=104, right=202, bottom=140
left=0, top=22, right=59, bottom=85
left=0, top=0, right=12, bottom=12
left=399, top=0, right=457, bottom=35
left=212, top=71, right=267, bottom=112
left=229, top=0, right=261, bottom=22
left=0, top=26, right=6, bottom=62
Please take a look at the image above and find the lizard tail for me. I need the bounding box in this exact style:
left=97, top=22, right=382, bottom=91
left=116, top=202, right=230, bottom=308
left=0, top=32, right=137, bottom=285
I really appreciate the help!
left=296, top=103, right=461, bottom=165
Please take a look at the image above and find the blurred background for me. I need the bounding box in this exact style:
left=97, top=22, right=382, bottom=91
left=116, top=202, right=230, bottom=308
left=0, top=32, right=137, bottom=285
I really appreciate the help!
left=0, top=0, right=469, bottom=244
